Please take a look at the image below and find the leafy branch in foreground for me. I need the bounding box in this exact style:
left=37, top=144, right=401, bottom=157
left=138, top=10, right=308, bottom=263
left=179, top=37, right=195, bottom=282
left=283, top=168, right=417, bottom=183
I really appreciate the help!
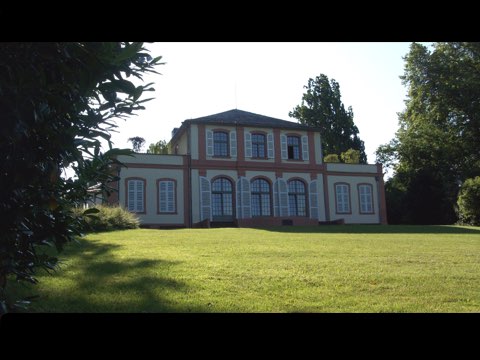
left=0, top=42, right=164, bottom=312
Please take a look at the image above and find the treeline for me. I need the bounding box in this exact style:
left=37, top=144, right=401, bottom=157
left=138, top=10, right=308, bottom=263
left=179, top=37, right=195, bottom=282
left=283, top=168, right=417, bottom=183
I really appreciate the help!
left=376, top=42, right=480, bottom=225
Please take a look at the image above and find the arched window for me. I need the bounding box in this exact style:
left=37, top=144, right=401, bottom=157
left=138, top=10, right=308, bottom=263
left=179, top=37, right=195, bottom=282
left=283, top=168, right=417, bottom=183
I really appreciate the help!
left=288, top=179, right=307, bottom=216
left=212, top=177, right=233, bottom=220
left=251, top=178, right=271, bottom=216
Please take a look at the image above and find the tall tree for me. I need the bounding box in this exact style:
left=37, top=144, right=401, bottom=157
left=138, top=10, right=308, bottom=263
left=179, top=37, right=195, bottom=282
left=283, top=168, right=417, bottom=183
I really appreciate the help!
left=457, top=176, right=480, bottom=226
left=147, top=139, right=169, bottom=154
left=376, top=42, right=480, bottom=224
left=289, top=74, right=367, bottom=163
left=128, top=136, right=146, bottom=152
left=0, top=42, right=163, bottom=312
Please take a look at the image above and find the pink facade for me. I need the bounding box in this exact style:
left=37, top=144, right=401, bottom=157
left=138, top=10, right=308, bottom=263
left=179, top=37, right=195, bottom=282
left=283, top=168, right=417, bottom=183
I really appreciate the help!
left=111, top=110, right=387, bottom=228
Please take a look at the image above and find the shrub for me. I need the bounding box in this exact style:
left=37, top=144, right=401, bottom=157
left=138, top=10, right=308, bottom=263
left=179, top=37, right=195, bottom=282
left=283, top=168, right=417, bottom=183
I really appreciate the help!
left=324, top=154, right=340, bottom=163
left=73, top=205, right=140, bottom=232
left=340, top=148, right=361, bottom=164
left=457, top=176, right=480, bottom=226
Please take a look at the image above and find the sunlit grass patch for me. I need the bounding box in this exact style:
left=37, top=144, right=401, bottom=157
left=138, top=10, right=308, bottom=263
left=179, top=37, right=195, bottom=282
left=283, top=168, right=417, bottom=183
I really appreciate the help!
left=14, top=225, right=480, bottom=313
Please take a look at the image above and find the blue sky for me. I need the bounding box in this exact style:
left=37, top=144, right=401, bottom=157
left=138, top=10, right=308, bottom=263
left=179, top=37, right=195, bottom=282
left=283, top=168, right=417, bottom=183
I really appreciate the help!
left=111, top=42, right=414, bottom=164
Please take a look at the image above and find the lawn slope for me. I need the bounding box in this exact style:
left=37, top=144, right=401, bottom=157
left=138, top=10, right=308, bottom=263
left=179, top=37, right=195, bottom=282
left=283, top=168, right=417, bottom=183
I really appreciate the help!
left=15, top=225, right=480, bottom=312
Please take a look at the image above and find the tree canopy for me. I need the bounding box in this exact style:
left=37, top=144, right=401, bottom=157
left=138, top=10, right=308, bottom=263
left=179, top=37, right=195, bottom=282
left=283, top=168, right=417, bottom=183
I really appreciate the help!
left=376, top=42, right=480, bottom=224
left=0, top=42, right=163, bottom=312
left=289, top=74, right=367, bottom=163
left=147, top=139, right=169, bottom=154
left=128, top=136, right=146, bottom=152
left=457, top=176, right=480, bottom=226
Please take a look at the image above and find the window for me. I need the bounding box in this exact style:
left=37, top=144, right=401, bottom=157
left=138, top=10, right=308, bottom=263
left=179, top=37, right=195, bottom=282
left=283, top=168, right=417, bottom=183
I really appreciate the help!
left=358, top=184, right=373, bottom=214
left=252, top=133, right=266, bottom=158
left=158, top=180, right=175, bottom=213
left=213, top=131, right=229, bottom=157
left=212, top=177, right=233, bottom=217
left=251, top=178, right=271, bottom=216
left=288, top=180, right=307, bottom=216
left=335, top=183, right=350, bottom=214
left=127, top=179, right=145, bottom=213
left=287, top=136, right=300, bottom=160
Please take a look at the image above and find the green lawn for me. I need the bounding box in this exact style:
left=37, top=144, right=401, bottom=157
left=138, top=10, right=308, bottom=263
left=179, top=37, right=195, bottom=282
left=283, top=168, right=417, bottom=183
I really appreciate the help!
left=12, top=225, right=480, bottom=312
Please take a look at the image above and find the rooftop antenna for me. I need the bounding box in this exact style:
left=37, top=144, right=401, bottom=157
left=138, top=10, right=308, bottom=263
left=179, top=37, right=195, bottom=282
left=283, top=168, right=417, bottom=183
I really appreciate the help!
left=234, top=81, right=237, bottom=110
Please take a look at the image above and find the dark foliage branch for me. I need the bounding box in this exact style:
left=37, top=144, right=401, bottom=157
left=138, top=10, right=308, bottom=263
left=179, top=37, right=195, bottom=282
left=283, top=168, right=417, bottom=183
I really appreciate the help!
left=0, top=42, right=164, bottom=312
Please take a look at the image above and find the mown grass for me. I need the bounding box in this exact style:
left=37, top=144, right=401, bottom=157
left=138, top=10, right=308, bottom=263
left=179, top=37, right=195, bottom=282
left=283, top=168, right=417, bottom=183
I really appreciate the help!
left=11, top=225, right=480, bottom=312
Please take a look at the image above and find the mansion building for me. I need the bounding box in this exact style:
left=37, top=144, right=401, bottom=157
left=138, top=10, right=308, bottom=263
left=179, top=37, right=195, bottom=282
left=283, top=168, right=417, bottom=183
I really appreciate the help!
left=108, top=109, right=387, bottom=227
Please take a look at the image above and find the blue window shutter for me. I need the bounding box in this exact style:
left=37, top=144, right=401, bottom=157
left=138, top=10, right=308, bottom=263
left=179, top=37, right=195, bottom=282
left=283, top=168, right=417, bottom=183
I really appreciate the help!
left=280, top=135, right=287, bottom=160
left=128, top=180, right=135, bottom=211
left=301, top=135, right=309, bottom=161
left=277, top=178, right=289, bottom=216
left=267, top=133, right=274, bottom=159
left=128, top=180, right=144, bottom=212
left=230, top=131, right=237, bottom=157
left=200, top=177, right=211, bottom=220
left=206, top=130, right=214, bottom=156
left=236, top=178, right=242, bottom=219
left=241, top=177, right=251, bottom=218
left=309, top=180, right=318, bottom=220
left=245, top=132, right=252, bottom=158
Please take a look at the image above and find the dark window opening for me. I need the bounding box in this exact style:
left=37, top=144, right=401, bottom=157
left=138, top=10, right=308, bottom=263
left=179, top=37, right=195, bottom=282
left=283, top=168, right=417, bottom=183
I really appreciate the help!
left=287, top=136, right=300, bottom=160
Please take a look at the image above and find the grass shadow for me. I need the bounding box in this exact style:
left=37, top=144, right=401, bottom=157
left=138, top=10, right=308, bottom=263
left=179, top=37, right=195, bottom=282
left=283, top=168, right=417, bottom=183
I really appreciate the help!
left=259, top=224, right=480, bottom=235
left=23, top=237, right=207, bottom=313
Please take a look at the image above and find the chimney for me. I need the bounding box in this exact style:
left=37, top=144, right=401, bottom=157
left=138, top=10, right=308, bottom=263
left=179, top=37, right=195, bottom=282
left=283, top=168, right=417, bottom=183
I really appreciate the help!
left=171, top=127, right=179, bottom=138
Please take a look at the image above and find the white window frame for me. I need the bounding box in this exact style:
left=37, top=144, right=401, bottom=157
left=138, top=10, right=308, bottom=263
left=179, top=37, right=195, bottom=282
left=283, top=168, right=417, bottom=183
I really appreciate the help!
left=335, top=183, right=350, bottom=214
left=158, top=179, right=176, bottom=213
left=127, top=179, right=145, bottom=213
left=358, top=184, right=374, bottom=214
